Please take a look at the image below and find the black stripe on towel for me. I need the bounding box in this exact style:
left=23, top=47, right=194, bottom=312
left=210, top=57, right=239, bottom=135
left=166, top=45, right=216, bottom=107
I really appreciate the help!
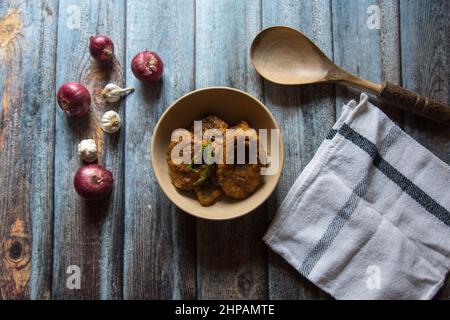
left=299, top=126, right=401, bottom=277
left=326, top=129, right=338, bottom=140
left=299, top=177, right=370, bottom=276
left=339, top=123, right=450, bottom=228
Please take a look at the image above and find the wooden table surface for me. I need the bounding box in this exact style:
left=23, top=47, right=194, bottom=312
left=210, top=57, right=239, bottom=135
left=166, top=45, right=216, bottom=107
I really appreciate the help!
left=0, top=0, right=449, bottom=300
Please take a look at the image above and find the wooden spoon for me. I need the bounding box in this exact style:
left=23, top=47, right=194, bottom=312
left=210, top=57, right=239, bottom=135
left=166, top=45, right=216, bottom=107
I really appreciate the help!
left=250, top=26, right=450, bottom=123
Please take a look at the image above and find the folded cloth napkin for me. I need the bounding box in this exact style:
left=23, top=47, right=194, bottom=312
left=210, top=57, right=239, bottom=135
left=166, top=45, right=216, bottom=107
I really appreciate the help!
left=264, top=94, right=450, bottom=300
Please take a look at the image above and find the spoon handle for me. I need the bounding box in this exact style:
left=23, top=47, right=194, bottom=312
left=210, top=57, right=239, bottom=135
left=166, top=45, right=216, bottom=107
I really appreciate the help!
left=377, top=82, right=450, bottom=124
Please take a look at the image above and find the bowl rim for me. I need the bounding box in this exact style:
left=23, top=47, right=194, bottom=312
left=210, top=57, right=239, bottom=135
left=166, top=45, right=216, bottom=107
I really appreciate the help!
left=150, top=86, right=285, bottom=220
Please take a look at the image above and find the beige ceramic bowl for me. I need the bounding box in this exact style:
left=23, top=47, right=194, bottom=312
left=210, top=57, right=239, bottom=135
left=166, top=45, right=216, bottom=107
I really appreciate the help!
left=151, top=87, right=284, bottom=220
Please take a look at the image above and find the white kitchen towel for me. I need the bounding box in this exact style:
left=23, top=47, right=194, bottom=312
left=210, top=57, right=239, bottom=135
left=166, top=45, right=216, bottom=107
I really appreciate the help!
left=264, top=94, right=450, bottom=300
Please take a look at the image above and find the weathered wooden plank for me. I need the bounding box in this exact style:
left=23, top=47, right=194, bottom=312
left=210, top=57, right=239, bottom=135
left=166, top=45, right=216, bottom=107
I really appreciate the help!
left=399, top=0, right=450, bottom=299
left=195, top=0, right=268, bottom=299
left=52, top=0, right=126, bottom=299
left=0, top=0, right=57, bottom=300
left=123, top=0, right=196, bottom=299
left=332, top=0, right=402, bottom=123
left=262, top=0, right=334, bottom=300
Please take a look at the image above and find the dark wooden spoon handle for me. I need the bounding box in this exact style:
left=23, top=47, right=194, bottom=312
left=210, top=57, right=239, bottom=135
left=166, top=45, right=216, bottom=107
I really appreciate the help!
left=377, top=82, right=450, bottom=123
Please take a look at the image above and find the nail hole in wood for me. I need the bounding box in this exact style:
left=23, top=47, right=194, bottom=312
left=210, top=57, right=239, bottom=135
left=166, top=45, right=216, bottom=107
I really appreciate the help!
left=9, top=241, right=22, bottom=260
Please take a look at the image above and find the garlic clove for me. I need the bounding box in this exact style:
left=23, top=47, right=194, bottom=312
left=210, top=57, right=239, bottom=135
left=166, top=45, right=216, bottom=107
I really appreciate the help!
left=101, top=110, right=122, bottom=133
left=102, top=83, right=134, bottom=103
left=78, top=139, right=98, bottom=163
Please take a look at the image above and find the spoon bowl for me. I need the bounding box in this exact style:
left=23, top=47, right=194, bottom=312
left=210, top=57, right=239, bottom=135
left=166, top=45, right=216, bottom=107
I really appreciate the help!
left=250, top=26, right=336, bottom=85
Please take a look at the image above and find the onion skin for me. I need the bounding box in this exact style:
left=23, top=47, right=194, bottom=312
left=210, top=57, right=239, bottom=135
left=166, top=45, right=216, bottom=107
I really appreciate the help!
left=57, top=82, right=91, bottom=116
left=131, top=51, right=163, bottom=83
left=74, top=164, right=114, bottom=201
left=89, top=35, right=115, bottom=62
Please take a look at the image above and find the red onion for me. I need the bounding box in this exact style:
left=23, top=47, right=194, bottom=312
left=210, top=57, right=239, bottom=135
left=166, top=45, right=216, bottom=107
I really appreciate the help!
left=74, top=164, right=114, bottom=201
left=57, top=82, right=91, bottom=116
left=131, top=51, right=163, bottom=83
left=89, top=35, right=115, bottom=62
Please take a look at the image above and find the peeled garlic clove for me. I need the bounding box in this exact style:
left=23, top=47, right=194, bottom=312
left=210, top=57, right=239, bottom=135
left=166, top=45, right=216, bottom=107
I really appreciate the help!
left=102, top=83, right=134, bottom=103
left=78, top=139, right=98, bottom=163
left=101, top=110, right=121, bottom=133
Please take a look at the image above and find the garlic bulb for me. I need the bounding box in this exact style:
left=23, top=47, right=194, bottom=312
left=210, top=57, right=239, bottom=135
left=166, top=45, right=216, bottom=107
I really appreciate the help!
left=102, top=83, right=134, bottom=103
left=100, top=111, right=121, bottom=133
left=78, top=139, right=98, bottom=163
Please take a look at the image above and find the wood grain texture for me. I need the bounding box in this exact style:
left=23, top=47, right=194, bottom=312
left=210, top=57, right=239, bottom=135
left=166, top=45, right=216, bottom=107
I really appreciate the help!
left=0, top=0, right=57, bottom=300
left=123, top=0, right=197, bottom=299
left=26, top=0, right=59, bottom=300
left=332, top=0, right=402, bottom=124
left=52, top=0, right=126, bottom=299
left=261, top=0, right=334, bottom=300
left=399, top=0, right=450, bottom=299
left=195, top=0, right=268, bottom=299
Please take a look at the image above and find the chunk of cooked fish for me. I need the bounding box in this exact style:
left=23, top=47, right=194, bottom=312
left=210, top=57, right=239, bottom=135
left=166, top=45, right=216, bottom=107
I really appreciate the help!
left=167, top=134, right=201, bottom=191
left=216, top=163, right=261, bottom=199
left=216, top=121, right=262, bottom=199
left=195, top=114, right=229, bottom=135
left=194, top=178, right=223, bottom=206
